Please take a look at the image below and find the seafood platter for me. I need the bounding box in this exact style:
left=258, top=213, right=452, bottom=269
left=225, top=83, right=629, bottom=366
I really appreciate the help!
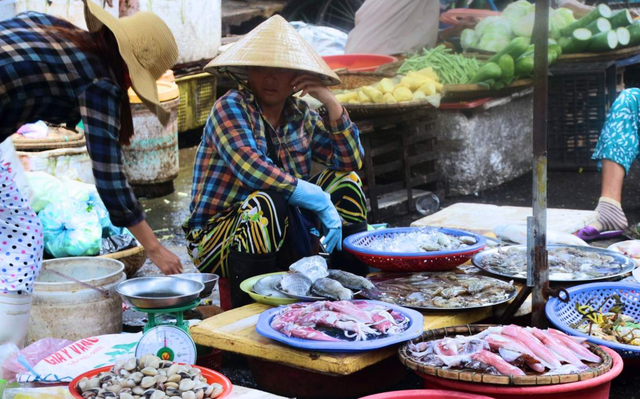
left=69, top=355, right=232, bottom=399
left=255, top=300, right=424, bottom=352
left=547, top=282, right=640, bottom=358
left=361, top=272, right=517, bottom=310
left=246, top=255, right=374, bottom=302
left=400, top=324, right=613, bottom=385
left=607, top=240, right=640, bottom=266
left=472, top=245, right=636, bottom=282
left=343, top=227, right=487, bottom=272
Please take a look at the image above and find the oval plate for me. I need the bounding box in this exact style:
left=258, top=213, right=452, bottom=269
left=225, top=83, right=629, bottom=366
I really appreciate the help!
left=360, top=272, right=517, bottom=311
left=240, top=272, right=298, bottom=307
left=275, top=283, right=362, bottom=302
left=607, top=240, right=640, bottom=267
left=69, top=364, right=232, bottom=399
left=473, top=244, right=636, bottom=282
left=255, top=299, right=424, bottom=352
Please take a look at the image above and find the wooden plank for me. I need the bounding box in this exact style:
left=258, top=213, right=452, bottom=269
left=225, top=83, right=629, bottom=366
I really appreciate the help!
left=190, top=303, right=491, bottom=376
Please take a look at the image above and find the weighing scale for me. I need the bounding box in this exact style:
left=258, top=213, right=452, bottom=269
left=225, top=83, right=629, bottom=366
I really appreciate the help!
left=132, top=300, right=200, bottom=364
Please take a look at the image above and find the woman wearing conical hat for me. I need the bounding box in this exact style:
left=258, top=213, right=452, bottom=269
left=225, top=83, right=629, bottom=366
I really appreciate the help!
left=184, top=15, right=368, bottom=309
left=0, top=0, right=183, bottom=345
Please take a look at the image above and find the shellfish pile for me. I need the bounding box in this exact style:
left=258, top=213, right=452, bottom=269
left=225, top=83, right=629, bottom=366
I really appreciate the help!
left=361, top=228, right=477, bottom=253
left=76, top=355, right=224, bottom=399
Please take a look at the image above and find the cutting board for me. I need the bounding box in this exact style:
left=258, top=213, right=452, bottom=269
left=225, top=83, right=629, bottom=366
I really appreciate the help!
left=411, top=203, right=597, bottom=235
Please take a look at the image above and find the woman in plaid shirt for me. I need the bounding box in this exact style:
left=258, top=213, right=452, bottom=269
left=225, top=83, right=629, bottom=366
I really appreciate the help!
left=185, top=16, right=368, bottom=309
left=0, top=0, right=184, bottom=345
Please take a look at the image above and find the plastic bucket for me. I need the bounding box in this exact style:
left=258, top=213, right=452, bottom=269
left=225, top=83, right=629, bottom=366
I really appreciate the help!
left=359, top=389, right=496, bottom=399
left=419, top=346, right=623, bottom=399
left=26, top=257, right=125, bottom=345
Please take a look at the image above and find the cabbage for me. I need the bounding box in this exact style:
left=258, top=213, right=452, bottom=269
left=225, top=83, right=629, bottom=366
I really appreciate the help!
left=503, top=0, right=533, bottom=23
left=475, top=16, right=513, bottom=37
left=461, top=29, right=478, bottom=50
left=555, top=7, right=576, bottom=25
left=512, top=12, right=536, bottom=37
left=477, top=34, right=511, bottom=52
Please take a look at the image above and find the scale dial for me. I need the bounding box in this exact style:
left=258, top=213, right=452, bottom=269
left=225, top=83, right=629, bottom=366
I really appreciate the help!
left=135, top=325, right=197, bottom=364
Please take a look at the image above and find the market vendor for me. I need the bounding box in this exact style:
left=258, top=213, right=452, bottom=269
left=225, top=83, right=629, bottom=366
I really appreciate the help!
left=0, top=0, right=183, bottom=345
left=576, top=88, right=640, bottom=241
left=184, top=15, right=367, bottom=309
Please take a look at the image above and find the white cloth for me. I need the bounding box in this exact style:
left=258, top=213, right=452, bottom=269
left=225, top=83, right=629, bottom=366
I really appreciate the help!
left=345, top=0, right=440, bottom=55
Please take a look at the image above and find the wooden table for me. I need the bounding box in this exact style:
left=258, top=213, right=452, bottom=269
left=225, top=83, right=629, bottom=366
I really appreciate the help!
left=190, top=302, right=491, bottom=376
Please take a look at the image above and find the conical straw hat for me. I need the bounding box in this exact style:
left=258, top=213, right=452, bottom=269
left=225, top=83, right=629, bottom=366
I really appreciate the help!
left=83, top=0, right=178, bottom=125
left=205, top=15, right=340, bottom=86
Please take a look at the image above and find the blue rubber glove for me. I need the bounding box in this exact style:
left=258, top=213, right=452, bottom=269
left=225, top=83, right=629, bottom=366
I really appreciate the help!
left=288, top=180, right=342, bottom=253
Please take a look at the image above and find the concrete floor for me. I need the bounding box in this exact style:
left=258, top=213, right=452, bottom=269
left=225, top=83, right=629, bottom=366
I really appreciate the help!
left=137, top=137, right=640, bottom=398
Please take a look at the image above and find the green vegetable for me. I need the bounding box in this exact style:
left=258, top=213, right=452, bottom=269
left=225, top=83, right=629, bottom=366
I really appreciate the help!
left=628, top=21, right=640, bottom=46
left=617, top=27, right=631, bottom=47
left=609, top=9, right=633, bottom=29
left=498, top=54, right=515, bottom=84
left=513, top=12, right=536, bottom=38
left=561, top=4, right=612, bottom=36
left=585, top=18, right=611, bottom=34
left=558, top=28, right=593, bottom=53
left=587, top=30, right=619, bottom=51
left=492, top=81, right=506, bottom=90
left=461, top=29, right=478, bottom=50
left=397, top=45, right=482, bottom=85
left=487, top=37, right=531, bottom=64
left=515, top=56, right=534, bottom=77
left=469, top=62, right=503, bottom=84
left=549, top=43, right=563, bottom=58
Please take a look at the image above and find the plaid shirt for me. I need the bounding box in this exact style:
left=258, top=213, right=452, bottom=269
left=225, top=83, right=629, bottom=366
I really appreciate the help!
left=186, top=88, right=363, bottom=230
left=0, top=12, right=144, bottom=227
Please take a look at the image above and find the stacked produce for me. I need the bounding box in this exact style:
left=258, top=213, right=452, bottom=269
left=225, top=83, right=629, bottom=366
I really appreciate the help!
left=333, top=68, right=443, bottom=106
left=270, top=300, right=409, bottom=341
left=406, top=325, right=602, bottom=376
left=397, top=45, right=482, bottom=84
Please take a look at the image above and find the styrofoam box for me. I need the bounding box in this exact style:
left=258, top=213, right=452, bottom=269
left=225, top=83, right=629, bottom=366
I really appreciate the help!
left=120, top=0, right=222, bottom=65
left=0, top=0, right=118, bottom=30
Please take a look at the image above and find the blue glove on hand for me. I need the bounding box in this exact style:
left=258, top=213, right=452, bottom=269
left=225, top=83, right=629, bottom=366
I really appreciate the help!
left=288, top=180, right=342, bottom=253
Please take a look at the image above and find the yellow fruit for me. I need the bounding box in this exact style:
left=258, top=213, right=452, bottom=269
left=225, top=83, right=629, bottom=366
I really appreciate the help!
left=434, top=81, right=444, bottom=93
left=413, top=90, right=427, bottom=101
left=343, top=91, right=358, bottom=101
left=335, top=93, right=349, bottom=103
left=378, top=78, right=395, bottom=94
left=392, top=86, right=413, bottom=102
left=383, top=92, right=397, bottom=103
left=362, top=86, right=384, bottom=103
left=400, top=76, right=423, bottom=91
left=417, top=66, right=439, bottom=82
left=357, top=90, right=371, bottom=103
left=348, top=99, right=359, bottom=104
left=418, top=81, right=437, bottom=96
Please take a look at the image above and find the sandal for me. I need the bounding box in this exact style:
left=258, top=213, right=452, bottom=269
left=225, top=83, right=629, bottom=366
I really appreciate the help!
left=575, top=226, right=623, bottom=241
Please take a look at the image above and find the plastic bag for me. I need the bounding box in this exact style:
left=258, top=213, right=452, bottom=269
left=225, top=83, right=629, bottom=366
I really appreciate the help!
left=1, top=338, right=72, bottom=383
left=40, top=199, right=102, bottom=258
left=100, top=234, right=138, bottom=255
left=27, top=173, right=94, bottom=213
left=290, top=21, right=348, bottom=55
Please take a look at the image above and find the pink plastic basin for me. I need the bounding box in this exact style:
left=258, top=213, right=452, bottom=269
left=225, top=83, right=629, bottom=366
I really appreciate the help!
left=322, top=54, right=398, bottom=72
left=418, top=346, right=623, bottom=399
left=359, top=389, right=495, bottom=399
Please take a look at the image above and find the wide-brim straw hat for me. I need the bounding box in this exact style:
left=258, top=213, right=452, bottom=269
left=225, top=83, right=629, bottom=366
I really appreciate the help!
left=82, top=0, right=179, bottom=125
left=205, top=15, right=340, bottom=86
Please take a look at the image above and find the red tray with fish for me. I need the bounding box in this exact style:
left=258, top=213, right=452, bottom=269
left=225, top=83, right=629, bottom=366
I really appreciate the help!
left=399, top=324, right=613, bottom=386
left=343, top=227, right=487, bottom=272
left=255, top=300, right=424, bottom=352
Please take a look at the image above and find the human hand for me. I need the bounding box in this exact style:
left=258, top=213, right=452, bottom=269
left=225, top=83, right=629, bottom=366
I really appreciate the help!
left=292, top=74, right=343, bottom=119
left=147, top=245, right=183, bottom=275
left=317, top=200, right=343, bottom=253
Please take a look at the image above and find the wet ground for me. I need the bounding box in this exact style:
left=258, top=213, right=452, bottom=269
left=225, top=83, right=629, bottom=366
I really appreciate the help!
left=135, top=134, right=640, bottom=398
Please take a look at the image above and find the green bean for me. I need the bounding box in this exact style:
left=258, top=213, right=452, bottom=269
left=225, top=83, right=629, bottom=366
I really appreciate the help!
left=397, top=46, right=482, bottom=84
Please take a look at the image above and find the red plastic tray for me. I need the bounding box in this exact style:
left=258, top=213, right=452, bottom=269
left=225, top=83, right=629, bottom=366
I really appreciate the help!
left=322, top=54, right=398, bottom=72
left=69, top=364, right=233, bottom=399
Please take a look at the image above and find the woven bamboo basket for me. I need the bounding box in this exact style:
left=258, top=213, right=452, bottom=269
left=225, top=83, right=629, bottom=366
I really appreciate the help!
left=333, top=71, right=435, bottom=118
left=99, top=246, right=147, bottom=279
left=399, top=324, right=613, bottom=386
left=13, top=125, right=85, bottom=151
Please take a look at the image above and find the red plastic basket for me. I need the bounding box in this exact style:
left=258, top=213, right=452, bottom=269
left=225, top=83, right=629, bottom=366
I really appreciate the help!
left=343, top=227, right=486, bottom=272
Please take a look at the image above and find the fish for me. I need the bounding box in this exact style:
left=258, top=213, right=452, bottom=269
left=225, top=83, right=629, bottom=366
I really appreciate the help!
left=327, top=269, right=375, bottom=291
left=253, top=275, right=289, bottom=298
left=289, top=255, right=329, bottom=282
left=279, top=272, right=312, bottom=296
left=493, top=224, right=589, bottom=247
left=311, top=278, right=353, bottom=300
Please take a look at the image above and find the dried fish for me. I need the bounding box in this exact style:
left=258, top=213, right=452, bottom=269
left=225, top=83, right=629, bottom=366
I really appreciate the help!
left=279, top=272, right=312, bottom=296
left=327, top=269, right=374, bottom=291
left=311, top=278, right=353, bottom=300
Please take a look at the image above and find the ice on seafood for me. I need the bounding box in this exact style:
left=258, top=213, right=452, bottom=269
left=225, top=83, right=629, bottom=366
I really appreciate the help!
left=270, top=300, right=409, bottom=342
left=289, top=255, right=329, bottom=282
left=478, top=246, right=628, bottom=280
left=253, top=275, right=289, bottom=298
left=311, top=278, right=353, bottom=300
left=358, top=228, right=477, bottom=253
left=365, top=272, right=516, bottom=309
left=280, top=272, right=312, bottom=296
left=327, top=269, right=375, bottom=291
left=405, top=325, right=601, bottom=377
